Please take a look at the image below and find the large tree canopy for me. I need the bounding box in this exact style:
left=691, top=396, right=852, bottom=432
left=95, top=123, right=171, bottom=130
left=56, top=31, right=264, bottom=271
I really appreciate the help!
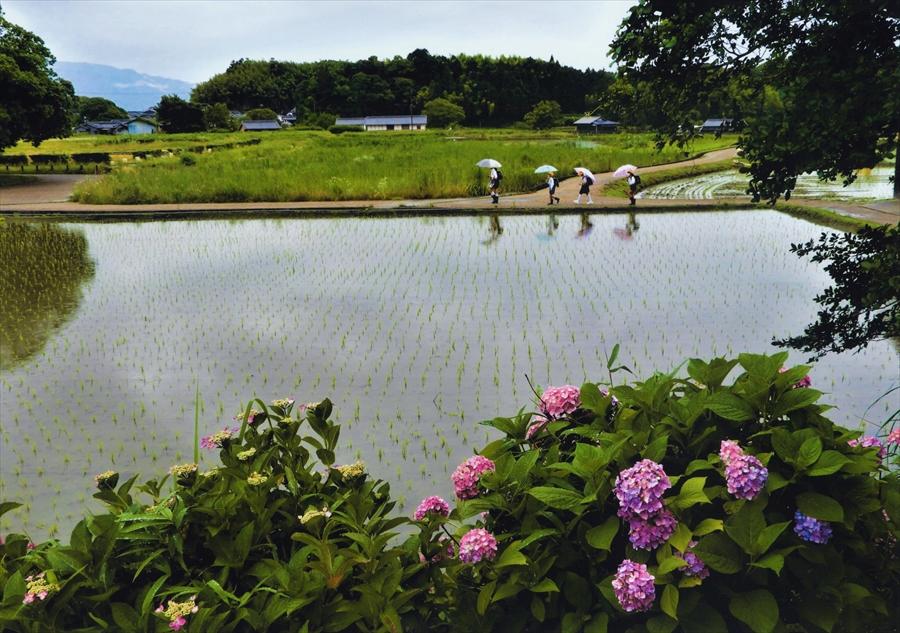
left=0, top=12, right=75, bottom=151
left=609, top=0, right=900, bottom=201
left=192, top=50, right=613, bottom=125
left=74, top=96, right=128, bottom=122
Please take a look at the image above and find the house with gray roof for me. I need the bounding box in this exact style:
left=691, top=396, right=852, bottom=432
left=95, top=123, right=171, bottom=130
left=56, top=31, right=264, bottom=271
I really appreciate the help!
left=334, top=115, right=427, bottom=131
left=240, top=120, right=282, bottom=131
left=699, top=118, right=739, bottom=133
left=573, top=115, right=619, bottom=134
left=75, top=117, right=158, bottom=135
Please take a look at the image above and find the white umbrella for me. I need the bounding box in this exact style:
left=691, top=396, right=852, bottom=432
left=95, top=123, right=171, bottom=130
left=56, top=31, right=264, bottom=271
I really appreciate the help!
left=476, top=158, right=502, bottom=168
left=614, top=164, right=638, bottom=178
left=574, top=167, right=595, bottom=183
left=534, top=164, right=558, bottom=174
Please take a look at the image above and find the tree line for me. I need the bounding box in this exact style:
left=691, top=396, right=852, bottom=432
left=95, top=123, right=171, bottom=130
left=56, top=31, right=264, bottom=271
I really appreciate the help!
left=190, top=49, right=615, bottom=126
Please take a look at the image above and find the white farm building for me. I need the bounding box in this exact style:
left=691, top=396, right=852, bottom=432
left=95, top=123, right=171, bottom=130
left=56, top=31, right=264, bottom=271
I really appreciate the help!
left=334, top=115, right=427, bottom=131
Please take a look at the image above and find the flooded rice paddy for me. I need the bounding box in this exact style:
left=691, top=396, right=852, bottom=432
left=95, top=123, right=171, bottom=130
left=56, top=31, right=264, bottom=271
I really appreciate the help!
left=639, top=165, right=894, bottom=200
left=1, top=211, right=897, bottom=538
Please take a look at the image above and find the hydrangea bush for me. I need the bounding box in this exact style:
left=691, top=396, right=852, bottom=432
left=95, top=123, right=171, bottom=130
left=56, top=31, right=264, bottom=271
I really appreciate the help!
left=2, top=352, right=898, bottom=633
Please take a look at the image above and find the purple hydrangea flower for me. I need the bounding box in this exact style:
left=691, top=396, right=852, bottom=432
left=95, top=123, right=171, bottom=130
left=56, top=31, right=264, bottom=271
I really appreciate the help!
left=848, top=435, right=887, bottom=460
left=615, top=459, right=671, bottom=521
left=677, top=540, right=710, bottom=579
left=627, top=509, right=678, bottom=550
left=414, top=496, right=450, bottom=520
left=793, top=511, right=832, bottom=544
left=451, top=455, right=495, bottom=499
left=612, top=559, right=655, bottom=612
left=458, top=528, right=498, bottom=563
left=540, top=385, right=581, bottom=419
left=724, top=453, right=767, bottom=500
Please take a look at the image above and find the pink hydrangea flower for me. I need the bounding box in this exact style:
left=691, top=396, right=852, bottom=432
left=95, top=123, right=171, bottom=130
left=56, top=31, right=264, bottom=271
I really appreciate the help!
left=725, top=453, right=768, bottom=500
left=199, top=426, right=236, bottom=450
left=452, top=455, right=495, bottom=499
left=525, top=415, right=549, bottom=440
left=887, top=429, right=900, bottom=446
left=848, top=435, right=887, bottom=460
left=778, top=366, right=812, bottom=389
left=458, top=528, right=498, bottom=563
left=627, top=509, right=678, bottom=550
left=612, top=559, right=655, bottom=612
left=540, top=385, right=581, bottom=419
left=719, top=440, right=744, bottom=465
left=170, top=616, right=187, bottom=631
left=615, top=459, right=671, bottom=521
left=414, top=496, right=450, bottom=520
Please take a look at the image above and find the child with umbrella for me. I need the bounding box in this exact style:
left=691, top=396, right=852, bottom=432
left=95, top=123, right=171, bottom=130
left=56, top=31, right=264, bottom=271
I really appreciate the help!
left=573, top=167, right=595, bottom=205
left=534, top=164, right=560, bottom=205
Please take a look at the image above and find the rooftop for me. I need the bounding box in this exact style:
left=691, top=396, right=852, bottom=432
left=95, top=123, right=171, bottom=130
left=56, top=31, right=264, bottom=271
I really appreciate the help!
left=241, top=120, right=282, bottom=130
left=335, top=115, right=427, bottom=126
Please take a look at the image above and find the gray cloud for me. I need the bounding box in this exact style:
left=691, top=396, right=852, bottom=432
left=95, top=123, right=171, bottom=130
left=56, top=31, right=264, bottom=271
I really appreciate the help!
left=4, top=0, right=632, bottom=82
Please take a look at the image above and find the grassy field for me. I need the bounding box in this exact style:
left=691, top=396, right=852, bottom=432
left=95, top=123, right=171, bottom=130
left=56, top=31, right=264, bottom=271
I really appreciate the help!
left=46, top=129, right=738, bottom=203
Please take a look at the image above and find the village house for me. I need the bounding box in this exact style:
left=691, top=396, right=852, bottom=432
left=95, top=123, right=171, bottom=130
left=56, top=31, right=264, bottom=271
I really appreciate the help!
left=698, top=118, right=739, bottom=133
left=75, top=117, right=158, bottom=135
left=240, top=120, right=282, bottom=131
left=573, top=115, right=619, bottom=134
left=333, top=115, right=427, bottom=131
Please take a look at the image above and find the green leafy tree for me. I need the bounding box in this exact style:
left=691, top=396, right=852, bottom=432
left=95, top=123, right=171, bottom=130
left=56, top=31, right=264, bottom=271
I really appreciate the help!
left=202, top=102, right=235, bottom=130
left=243, top=107, right=279, bottom=121
left=191, top=52, right=612, bottom=125
left=775, top=224, right=899, bottom=359
left=610, top=0, right=900, bottom=201
left=423, top=97, right=465, bottom=128
left=74, top=96, right=127, bottom=122
left=523, top=100, right=562, bottom=130
left=0, top=12, right=75, bottom=150
left=157, top=94, right=205, bottom=133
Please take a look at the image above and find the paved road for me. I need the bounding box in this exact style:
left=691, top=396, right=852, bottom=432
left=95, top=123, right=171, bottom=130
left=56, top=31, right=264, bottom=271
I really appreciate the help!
left=1, top=150, right=896, bottom=225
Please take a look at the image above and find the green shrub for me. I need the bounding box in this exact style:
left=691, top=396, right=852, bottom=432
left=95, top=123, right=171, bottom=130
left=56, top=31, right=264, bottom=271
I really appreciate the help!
left=2, top=352, right=896, bottom=632
left=0, top=155, right=27, bottom=171
left=70, top=153, right=111, bottom=165
left=180, top=154, right=197, bottom=167
left=329, top=125, right=364, bottom=134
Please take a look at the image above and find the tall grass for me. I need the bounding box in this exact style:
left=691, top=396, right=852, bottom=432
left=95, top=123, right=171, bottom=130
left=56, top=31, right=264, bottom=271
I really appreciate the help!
left=71, top=131, right=736, bottom=204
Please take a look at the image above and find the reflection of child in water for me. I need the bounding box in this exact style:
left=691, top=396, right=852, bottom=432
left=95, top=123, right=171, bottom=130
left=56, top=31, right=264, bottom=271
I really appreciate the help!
left=481, top=215, right=504, bottom=245
left=626, top=211, right=640, bottom=236
left=547, top=214, right=559, bottom=236
left=576, top=213, right=594, bottom=238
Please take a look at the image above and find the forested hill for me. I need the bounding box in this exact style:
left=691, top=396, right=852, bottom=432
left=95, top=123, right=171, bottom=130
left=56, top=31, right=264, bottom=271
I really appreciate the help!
left=191, top=49, right=614, bottom=124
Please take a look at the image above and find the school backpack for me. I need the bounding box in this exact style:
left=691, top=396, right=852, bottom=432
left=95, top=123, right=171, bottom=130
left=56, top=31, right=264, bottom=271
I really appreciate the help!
left=495, top=169, right=503, bottom=182
left=633, top=174, right=642, bottom=188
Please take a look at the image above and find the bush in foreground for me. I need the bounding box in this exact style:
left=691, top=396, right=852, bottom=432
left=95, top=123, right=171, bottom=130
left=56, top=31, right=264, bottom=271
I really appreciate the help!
left=1, top=352, right=897, bottom=632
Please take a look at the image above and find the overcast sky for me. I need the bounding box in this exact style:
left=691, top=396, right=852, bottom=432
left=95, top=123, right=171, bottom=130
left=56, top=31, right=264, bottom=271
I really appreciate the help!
left=3, top=0, right=634, bottom=83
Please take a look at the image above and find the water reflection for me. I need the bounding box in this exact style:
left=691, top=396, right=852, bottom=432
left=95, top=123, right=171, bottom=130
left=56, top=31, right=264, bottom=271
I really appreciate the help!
left=482, top=215, right=504, bottom=245
left=0, top=222, right=95, bottom=369
left=576, top=213, right=594, bottom=239
left=613, top=212, right=640, bottom=240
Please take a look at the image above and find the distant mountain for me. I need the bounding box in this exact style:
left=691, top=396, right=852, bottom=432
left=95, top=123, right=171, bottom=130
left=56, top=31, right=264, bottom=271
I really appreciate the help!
left=54, top=61, right=194, bottom=111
